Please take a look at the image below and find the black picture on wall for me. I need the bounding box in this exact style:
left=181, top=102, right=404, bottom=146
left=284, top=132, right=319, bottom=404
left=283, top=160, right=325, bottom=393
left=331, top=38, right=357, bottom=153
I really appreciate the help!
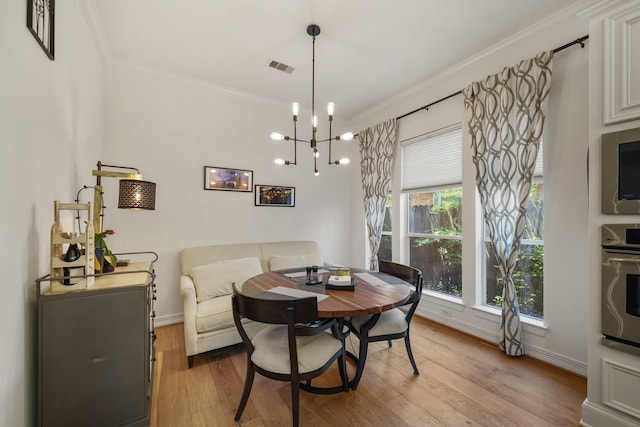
left=254, top=185, right=295, bottom=207
left=27, top=0, right=55, bottom=60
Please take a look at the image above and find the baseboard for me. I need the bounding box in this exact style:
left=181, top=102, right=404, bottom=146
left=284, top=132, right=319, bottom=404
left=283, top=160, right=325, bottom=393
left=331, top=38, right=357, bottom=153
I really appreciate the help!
left=154, top=313, right=183, bottom=327
left=415, top=306, right=587, bottom=376
left=582, top=399, right=640, bottom=427
left=525, top=344, right=587, bottom=376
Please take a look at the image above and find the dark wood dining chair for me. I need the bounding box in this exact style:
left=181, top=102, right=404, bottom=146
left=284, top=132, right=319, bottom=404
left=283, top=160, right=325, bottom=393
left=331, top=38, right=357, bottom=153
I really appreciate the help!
left=347, top=260, right=423, bottom=390
left=231, top=284, right=348, bottom=427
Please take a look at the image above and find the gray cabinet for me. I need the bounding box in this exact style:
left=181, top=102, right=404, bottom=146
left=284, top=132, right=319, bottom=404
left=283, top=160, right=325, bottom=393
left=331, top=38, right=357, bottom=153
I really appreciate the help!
left=37, top=259, right=157, bottom=427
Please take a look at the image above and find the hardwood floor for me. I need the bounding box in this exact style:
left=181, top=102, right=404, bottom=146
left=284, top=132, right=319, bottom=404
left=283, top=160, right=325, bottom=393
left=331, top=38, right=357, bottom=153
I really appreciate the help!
left=150, top=317, right=586, bottom=427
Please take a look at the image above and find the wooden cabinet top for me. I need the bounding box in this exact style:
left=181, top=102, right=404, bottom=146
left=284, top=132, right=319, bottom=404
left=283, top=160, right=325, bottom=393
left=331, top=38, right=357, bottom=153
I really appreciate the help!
left=38, top=260, right=155, bottom=297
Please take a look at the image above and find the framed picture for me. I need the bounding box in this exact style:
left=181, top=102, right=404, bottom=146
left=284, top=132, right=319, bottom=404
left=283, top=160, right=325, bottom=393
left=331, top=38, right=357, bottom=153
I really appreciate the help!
left=27, top=0, right=55, bottom=60
left=204, top=166, right=253, bottom=192
left=255, top=185, right=295, bottom=207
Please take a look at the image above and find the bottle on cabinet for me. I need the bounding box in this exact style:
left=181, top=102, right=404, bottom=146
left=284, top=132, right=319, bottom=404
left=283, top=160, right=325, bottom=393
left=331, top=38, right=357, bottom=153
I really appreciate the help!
left=63, top=233, right=84, bottom=286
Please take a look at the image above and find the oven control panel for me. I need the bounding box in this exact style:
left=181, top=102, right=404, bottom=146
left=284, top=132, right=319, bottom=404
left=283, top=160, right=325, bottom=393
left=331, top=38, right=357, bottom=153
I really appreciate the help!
left=602, top=223, right=640, bottom=249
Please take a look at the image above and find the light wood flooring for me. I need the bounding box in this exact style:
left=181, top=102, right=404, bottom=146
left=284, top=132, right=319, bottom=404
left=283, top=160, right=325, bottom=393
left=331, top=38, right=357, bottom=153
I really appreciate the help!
left=150, top=317, right=586, bottom=427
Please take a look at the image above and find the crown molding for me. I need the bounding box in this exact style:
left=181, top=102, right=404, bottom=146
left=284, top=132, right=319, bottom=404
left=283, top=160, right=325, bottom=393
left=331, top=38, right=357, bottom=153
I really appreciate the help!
left=578, top=0, right=638, bottom=22
left=352, top=0, right=601, bottom=123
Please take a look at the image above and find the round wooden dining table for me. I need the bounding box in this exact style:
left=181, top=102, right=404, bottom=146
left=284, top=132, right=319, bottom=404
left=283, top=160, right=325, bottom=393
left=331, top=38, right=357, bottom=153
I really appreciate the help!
left=241, top=267, right=414, bottom=393
left=241, top=267, right=413, bottom=318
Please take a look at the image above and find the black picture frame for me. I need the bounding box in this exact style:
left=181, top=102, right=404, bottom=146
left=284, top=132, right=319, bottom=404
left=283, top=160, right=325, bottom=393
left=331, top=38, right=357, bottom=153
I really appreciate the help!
left=255, top=185, right=295, bottom=207
left=204, top=166, right=253, bottom=192
left=27, top=0, right=55, bottom=60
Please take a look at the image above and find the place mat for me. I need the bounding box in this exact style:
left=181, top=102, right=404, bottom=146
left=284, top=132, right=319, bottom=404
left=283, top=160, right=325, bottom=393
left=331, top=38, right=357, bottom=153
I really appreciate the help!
left=266, top=286, right=329, bottom=301
left=354, top=272, right=408, bottom=286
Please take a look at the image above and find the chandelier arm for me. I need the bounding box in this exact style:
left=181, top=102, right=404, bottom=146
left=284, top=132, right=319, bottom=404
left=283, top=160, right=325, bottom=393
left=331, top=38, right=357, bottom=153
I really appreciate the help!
left=316, top=136, right=340, bottom=143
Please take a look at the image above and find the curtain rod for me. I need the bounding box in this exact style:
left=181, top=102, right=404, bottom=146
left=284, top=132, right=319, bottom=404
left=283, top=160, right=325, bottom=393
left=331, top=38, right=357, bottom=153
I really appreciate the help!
left=393, top=35, right=589, bottom=121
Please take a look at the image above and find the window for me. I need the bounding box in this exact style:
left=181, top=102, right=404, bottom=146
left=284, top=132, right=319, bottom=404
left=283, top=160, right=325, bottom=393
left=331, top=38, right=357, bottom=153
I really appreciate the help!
left=484, top=143, right=544, bottom=319
left=403, top=125, right=462, bottom=297
left=408, top=189, right=462, bottom=296
left=378, top=194, right=392, bottom=263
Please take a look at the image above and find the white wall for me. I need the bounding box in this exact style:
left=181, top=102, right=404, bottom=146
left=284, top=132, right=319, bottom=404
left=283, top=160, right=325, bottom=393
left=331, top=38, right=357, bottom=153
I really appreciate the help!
left=103, top=61, right=357, bottom=320
left=348, top=2, right=593, bottom=374
left=0, top=1, right=104, bottom=425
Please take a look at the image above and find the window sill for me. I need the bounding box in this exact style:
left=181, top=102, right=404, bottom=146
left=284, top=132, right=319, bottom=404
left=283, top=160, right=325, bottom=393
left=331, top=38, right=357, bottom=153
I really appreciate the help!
left=471, top=305, right=548, bottom=337
left=422, top=290, right=465, bottom=312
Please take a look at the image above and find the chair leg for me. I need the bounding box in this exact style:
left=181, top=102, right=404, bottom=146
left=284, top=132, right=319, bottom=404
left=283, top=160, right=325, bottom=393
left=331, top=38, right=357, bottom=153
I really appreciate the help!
left=338, top=353, right=349, bottom=391
left=351, top=336, right=369, bottom=391
left=404, top=333, right=419, bottom=375
left=291, top=380, right=300, bottom=427
left=187, top=355, right=194, bottom=369
left=235, top=363, right=256, bottom=421
left=387, top=339, right=393, bottom=347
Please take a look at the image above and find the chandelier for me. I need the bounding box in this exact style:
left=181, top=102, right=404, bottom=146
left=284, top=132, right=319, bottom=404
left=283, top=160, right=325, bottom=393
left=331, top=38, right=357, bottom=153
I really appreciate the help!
left=270, top=24, right=353, bottom=176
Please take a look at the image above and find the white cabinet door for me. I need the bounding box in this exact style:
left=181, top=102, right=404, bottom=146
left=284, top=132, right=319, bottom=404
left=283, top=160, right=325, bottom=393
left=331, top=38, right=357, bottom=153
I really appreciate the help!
left=604, top=3, right=640, bottom=124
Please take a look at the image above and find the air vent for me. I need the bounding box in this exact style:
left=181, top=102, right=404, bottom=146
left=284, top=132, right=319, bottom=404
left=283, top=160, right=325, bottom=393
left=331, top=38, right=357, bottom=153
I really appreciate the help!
left=268, top=60, right=295, bottom=74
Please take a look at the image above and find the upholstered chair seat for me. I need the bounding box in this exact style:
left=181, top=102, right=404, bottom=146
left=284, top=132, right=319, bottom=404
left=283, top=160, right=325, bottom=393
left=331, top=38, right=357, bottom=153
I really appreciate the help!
left=252, top=325, right=343, bottom=375
left=349, top=307, right=408, bottom=338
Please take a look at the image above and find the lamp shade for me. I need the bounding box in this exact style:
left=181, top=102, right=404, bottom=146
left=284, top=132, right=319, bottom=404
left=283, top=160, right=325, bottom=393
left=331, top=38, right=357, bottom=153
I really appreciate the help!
left=118, top=179, right=156, bottom=210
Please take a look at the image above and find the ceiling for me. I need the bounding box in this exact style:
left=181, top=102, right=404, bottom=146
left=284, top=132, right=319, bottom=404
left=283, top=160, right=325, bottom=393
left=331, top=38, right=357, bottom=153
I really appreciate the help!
left=91, top=0, right=584, bottom=120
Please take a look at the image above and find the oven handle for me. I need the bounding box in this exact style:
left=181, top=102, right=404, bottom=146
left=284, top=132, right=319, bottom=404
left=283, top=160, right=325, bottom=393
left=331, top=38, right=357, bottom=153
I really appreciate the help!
left=607, top=257, right=640, bottom=264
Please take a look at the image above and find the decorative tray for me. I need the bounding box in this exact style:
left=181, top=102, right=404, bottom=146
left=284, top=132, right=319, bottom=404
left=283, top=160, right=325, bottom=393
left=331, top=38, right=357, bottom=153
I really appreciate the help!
left=325, top=275, right=355, bottom=291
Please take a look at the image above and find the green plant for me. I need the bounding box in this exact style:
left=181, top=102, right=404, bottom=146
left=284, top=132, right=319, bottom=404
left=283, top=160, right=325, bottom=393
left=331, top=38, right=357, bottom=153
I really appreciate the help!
left=489, top=244, right=544, bottom=318
left=95, top=229, right=117, bottom=268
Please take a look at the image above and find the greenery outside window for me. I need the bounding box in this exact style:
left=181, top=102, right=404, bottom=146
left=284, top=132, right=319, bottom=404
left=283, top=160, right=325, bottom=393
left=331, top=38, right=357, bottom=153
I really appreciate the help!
left=408, top=188, right=462, bottom=297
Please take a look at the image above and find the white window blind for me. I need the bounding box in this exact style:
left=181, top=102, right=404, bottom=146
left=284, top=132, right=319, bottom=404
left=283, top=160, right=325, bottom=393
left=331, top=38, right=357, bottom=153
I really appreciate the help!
left=401, top=126, right=542, bottom=190
left=402, top=125, right=462, bottom=191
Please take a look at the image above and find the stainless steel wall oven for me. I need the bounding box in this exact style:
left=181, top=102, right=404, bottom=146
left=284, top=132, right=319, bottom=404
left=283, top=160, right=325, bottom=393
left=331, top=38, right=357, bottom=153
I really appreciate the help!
left=602, top=223, right=640, bottom=347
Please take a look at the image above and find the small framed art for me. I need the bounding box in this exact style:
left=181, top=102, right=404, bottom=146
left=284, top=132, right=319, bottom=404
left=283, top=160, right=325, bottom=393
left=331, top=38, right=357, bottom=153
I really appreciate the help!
left=255, top=185, right=295, bottom=207
left=27, top=0, right=55, bottom=60
left=204, top=166, right=253, bottom=192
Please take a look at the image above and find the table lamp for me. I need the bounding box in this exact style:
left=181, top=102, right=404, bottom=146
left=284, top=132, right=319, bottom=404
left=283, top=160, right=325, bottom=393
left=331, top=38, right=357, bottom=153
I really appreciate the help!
left=90, top=161, right=156, bottom=233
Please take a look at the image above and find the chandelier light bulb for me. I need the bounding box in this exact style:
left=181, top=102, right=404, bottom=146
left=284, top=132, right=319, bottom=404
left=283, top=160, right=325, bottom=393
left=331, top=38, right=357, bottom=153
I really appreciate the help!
left=292, top=102, right=299, bottom=116
left=314, top=169, right=319, bottom=176
left=270, top=132, right=285, bottom=141
left=339, top=158, right=350, bottom=165
left=274, top=158, right=286, bottom=165
left=327, top=102, right=335, bottom=116
left=340, top=132, right=354, bottom=141
left=314, top=150, right=320, bottom=158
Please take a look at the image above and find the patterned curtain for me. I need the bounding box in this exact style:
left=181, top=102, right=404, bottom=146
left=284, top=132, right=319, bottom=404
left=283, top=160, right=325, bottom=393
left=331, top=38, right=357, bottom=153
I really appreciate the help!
left=463, top=51, right=553, bottom=356
left=359, top=119, right=397, bottom=271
